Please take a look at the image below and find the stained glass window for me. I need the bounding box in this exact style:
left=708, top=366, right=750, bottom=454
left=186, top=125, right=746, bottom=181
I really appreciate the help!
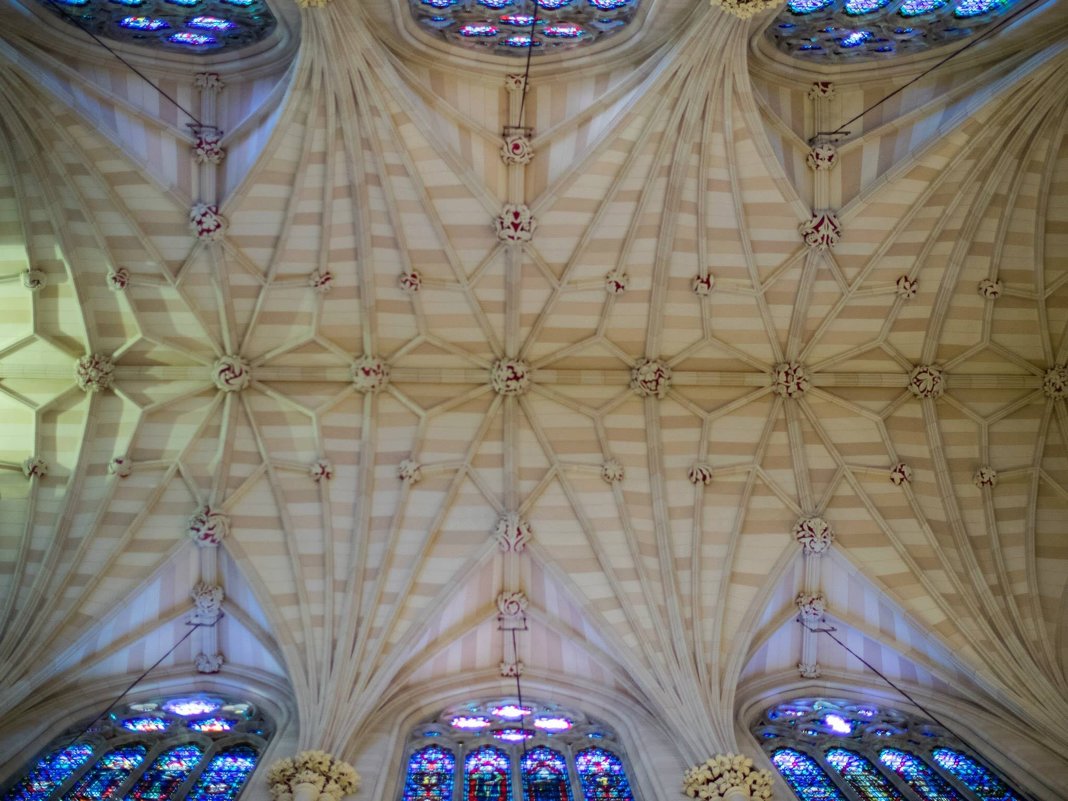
left=825, top=748, right=905, bottom=801
left=930, top=749, right=1020, bottom=801
left=771, top=749, right=848, bottom=801
left=37, top=0, right=275, bottom=53
left=186, top=746, right=259, bottom=801
left=877, top=750, right=965, bottom=801
left=3, top=745, right=94, bottom=801
left=408, top=0, right=640, bottom=55
left=124, top=744, right=203, bottom=801
left=521, top=748, right=571, bottom=801
left=464, top=747, right=511, bottom=801
left=574, top=749, right=633, bottom=801
left=61, top=745, right=147, bottom=801
left=403, top=746, right=456, bottom=801
left=766, top=0, right=1020, bottom=60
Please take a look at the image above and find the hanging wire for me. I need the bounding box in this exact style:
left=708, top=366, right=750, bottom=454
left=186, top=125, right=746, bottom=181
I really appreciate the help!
left=804, top=621, right=1045, bottom=801
left=509, top=625, right=532, bottom=761
left=821, top=0, right=1047, bottom=140
left=514, top=1, right=540, bottom=130
left=41, top=0, right=203, bottom=127
left=59, top=622, right=206, bottom=750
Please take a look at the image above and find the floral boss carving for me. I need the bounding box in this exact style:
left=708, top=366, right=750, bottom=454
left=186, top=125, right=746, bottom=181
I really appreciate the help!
left=309, top=459, right=333, bottom=483
left=75, top=353, right=115, bottom=393
left=889, top=462, right=913, bottom=486
left=908, top=364, right=945, bottom=399
left=192, top=127, right=225, bottom=165
left=397, top=458, right=423, bottom=484
left=490, top=358, right=531, bottom=396
left=601, top=459, right=624, bottom=484
left=189, top=203, right=227, bottom=241
left=212, top=355, right=252, bottom=392
left=1044, top=365, right=1068, bottom=399
left=682, top=754, right=773, bottom=801
left=190, top=582, right=224, bottom=625
left=793, top=516, right=834, bottom=555
left=807, top=144, right=838, bottom=171
left=772, top=362, right=810, bottom=398
left=351, top=356, right=390, bottom=393
left=22, top=457, right=48, bottom=479
left=109, top=456, right=133, bottom=478
left=795, top=592, right=827, bottom=626
left=973, top=465, right=998, bottom=489
left=799, top=211, right=841, bottom=250
left=495, top=512, right=531, bottom=552
left=631, top=358, right=672, bottom=398
left=187, top=505, right=229, bottom=547
left=501, top=134, right=534, bottom=166
left=266, top=751, right=361, bottom=801
left=688, top=463, right=714, bottom=486
left=495, top=203, right=536, bottom=243
left=497, top=590, right=528, bottom=621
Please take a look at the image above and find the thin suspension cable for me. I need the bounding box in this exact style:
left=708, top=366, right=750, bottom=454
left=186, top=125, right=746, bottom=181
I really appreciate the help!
left=515, top=2, right=539, bottom=129
left=827, top=0, right=1047, bottom=138
left=809, top=622, right=1045, bottom=801
left=41, top=0, right=203, bottom=127
left=60, top=622, right=204, bottom=749
left=510, top=626, right=531, bottom=760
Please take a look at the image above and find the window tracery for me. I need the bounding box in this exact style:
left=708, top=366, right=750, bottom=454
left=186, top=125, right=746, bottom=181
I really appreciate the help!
left=0, top=695, right=271, bottom=801
left=765, top=0, right=1021, bottom=62
left=409, top=0, right=641, bottom=56
left=753, top=698, right=1024, bottom=801
left=40, top=0, right=275, bottom=53
left=400, top=700, right=636, bottom=801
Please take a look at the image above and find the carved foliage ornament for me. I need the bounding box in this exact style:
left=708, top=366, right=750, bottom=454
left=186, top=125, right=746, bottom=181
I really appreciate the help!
left=795, top=592, right=827, bottom=625
left=688, top=463, right=714, bottom=486
left=191, top=582, right=224, bottom=625
left=310, top=459, right=333, bottom=483
left=497, top=590, right=528, bottom=619
left=495, top=203, right=536, bottom=243
left=605, top=272, right=629, bottom=295
left=896, top=275, right=919, bottom=299
left=75, top=353, right=116, bottom=393
left=109, top=456, right=133, bottom=478
left=187, top=505, right=229, bottom=547
left=708, top=0, right=781, bottom=20
left=799, top=211, right=841, bottom=250
left=495, top=512, right=531, bottom=552
left=798, top=662, right=822, bottom=679
left=631, top=358, right=672, bottom=398
left=682, top=754, right=773, bottom=801
left=501, top=135, right=534, bottom=166
left=973, top=465, right=998, bottom=489
left=351, top=356, right=390, bottom=393
left=601, top=459, right=624, bottom=484
left=193, top=129, right=225, bottom=166
left=308, top=270, right=333, bottom=293
left=1044, top=365, right=1068, bottom=399
left=194, top=72, right=225, bottom=92
left=889, top=462, right=913, bottom=486
left=490, top=358, right=531, bottom=396
left=806, top=144, right=838, bottom=171
left=772, top=362, right=810, bottom=398
left=22, top=270, right=47, bottom=291
left=195, top=652, right=224, bottom=674
left=267, top=751, right=361, bottom=801
left=908, top=364, right=945, bottom=399
left=977, top=277, right=1002, bottom=300
left=505, top=74, right=527, bottom=94
left=399, top=270, right=422, bottom=294
left=190, top=203, right=227, bottom=241
left=397, top=458, right=422, bottom=484
left=107, top=268, right=130, bottom=292
left=793, top=516, right=833, bottom=555
left=212, top=355, right=252, bottom=392
left=808, top=81, right=836, bottom=101
left=22, top=457, right=48, bottom=479
left=692, top=273, right=715, bottom=296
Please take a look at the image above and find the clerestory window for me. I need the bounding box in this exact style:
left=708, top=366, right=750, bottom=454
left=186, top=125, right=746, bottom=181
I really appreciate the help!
left=753, top=698, right=1025, bottom=801
left=400, top=699, right=636, bottom=801
left=0, top=694, right=271, bottom=801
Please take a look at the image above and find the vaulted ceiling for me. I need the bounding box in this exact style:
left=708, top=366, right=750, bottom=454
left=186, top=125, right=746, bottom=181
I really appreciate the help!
left=0, top=0, right=1067, bottom=797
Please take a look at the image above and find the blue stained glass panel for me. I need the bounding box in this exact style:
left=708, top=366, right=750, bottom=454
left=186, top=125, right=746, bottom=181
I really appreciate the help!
left=825, top=748, right=905, bottom=801
left=403, top=746, right=456, bottom=801
left=898, top=0, right=949, bottom=15
left=125, top=744, right=202, bottom=801
left=521, top=747, right=571, bottom=801
left=844, top=0, right=892, bottom=13
left=878, top=749, right=964, bottom=801
left=770, top=749, right=847, bottom=801
left=62, top=745, right=147, bottom=801
left=186, top=745, right=258, bottom=801
left=788, top=0, right=835, bottom=13
left=954, top=0, right=1010, bottom=15
left=574, top=749, right=633, bottom=801
left=3, top=745, right=94, bottom=801
left=464, top=747, right=511, bottom=801
left=930, top=749, right=1020, bottom=801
